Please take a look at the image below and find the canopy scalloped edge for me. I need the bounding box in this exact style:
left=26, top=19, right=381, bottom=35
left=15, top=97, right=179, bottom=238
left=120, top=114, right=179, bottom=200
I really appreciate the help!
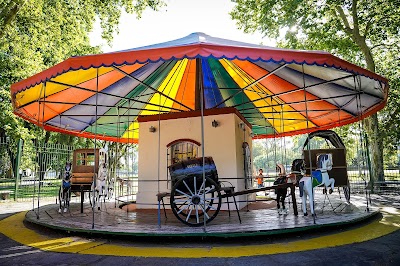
left=11, top=43, right=388, bottom=94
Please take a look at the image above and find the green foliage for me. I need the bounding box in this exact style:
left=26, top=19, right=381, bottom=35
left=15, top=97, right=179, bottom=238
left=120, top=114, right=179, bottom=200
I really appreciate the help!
left=231, top=0, right=400, bottom=67
left=231, top=0, right=400, bottom=177
left=252, top=138, right=303, bottom=174
left=0, top=0, right=164, bottom=148
left=0, top=0, right=164, bottom=182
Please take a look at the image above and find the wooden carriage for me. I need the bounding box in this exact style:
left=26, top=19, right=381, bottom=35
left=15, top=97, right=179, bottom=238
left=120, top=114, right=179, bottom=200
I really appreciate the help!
left=167, top=157, right=224, bottom=226
left=70, top=148, right=107, bottom=212
left=162, top=156, right=298, bottom=226
left=71, top=148, right=99, bottom=191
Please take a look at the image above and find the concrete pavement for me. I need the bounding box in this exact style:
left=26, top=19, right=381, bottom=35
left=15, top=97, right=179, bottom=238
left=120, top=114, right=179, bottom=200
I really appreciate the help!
left=0, top=194, right=399, bottom=265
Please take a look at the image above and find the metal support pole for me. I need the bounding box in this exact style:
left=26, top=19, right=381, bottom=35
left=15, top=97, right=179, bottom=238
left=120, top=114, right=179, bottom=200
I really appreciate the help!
left=14, top=139, right=23, bottom=200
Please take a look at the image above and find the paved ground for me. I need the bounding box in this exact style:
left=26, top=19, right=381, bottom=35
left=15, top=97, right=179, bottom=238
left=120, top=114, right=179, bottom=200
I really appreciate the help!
left=0, top=194, right=399, bottom=265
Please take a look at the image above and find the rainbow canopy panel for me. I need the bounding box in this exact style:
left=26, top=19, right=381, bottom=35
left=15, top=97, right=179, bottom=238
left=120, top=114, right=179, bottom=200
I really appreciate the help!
left=11, top=33, right=388, bottom=143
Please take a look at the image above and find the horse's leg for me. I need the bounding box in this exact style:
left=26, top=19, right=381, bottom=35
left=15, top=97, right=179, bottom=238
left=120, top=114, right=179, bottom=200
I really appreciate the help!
left=58, top=187, right=62, bottom=213
left=104, top=182, right=108, bottom=199
left=61, top=188, right=67, bottom=212
left=96, top=188, right=101, bottom=210
left=329, top=178, right=335, bottom=194
left=299, top=181, right=308, bottom=215
left=66, top=188, right=70, bottom=211
left=276, top=190, right=281, bottom=213
left=305, top=180, right=314, bottom=216
left=309, top=187, right=315, bottom=216
left=281, top=189, right=288, bottom=214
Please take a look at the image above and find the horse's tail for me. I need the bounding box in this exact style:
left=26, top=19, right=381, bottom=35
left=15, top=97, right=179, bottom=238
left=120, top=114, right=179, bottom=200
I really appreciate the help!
left=299, top=181, right=304, bottom=197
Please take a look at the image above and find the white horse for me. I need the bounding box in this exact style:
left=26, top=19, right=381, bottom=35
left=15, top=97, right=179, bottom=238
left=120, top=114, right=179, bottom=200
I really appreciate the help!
left=92, top=148, right=109, bottom=210
left=298, top=154, right=335, bottom=216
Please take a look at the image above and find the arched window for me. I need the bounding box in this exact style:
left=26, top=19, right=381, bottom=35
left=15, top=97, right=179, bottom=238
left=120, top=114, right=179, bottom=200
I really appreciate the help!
left=167, top=139, right=201, bottom=166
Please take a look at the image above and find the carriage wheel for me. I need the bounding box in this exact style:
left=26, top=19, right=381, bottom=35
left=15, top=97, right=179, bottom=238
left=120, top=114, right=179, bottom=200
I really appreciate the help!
left=170, top=176, right=221, bottom=227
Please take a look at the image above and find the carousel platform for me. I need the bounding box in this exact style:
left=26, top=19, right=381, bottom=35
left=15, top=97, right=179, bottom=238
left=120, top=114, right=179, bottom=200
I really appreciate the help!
left=24, top=193, right=379, bottom=238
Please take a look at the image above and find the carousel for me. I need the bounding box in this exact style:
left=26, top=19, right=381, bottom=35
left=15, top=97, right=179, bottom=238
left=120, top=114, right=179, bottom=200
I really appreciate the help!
left=11, top=33, right=388, bottom=236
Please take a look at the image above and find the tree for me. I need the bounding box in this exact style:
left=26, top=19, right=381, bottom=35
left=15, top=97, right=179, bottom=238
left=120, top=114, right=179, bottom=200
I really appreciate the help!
left=0, top=0, right=164, bottom=138
left=0, top=0, right=164, bottom=179
left=230, top=0, right=400, bottom=184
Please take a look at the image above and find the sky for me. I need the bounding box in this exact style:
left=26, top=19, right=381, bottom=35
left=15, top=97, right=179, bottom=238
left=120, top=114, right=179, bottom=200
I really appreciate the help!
left=89, top=0, right=275, bottom=52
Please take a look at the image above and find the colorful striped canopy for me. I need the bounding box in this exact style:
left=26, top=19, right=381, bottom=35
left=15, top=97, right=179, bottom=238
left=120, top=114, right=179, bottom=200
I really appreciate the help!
left=11, top=33, right=388, bottom=143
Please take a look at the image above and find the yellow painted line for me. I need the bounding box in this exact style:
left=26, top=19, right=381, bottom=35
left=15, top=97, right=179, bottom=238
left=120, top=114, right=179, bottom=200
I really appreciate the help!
left=0, top=212, right=103, bottom=254
left=0, top=208, right=399, bottom=258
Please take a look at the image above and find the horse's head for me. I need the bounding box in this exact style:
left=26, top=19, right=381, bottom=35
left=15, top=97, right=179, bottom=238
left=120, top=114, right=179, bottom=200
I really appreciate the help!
left=291, top=159, right=305, bottom=173
left=317, top=154, right=332, bottom=171
left=99, top=148, right=108, bottom=164
left=65, top=162, right=72, bottom=171
left=64, top=162, right=72, bottom=180
left=276, top=163, right=286, bottom=176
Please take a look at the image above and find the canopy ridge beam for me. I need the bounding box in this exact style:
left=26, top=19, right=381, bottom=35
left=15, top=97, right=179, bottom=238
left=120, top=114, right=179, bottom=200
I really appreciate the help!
left=230, top=73, right=356, bottom=110
left=85, top=124, right=139, bottom=133
left=212, top=63, right=287, bottom=109
left=91, top=120, right=140, bottom=127
left=241, top=107, right=351, bottom=115
left=112, top=65, right=194, bottom=112
left=239, top=91, right=360, bottom=112
left=43, top=80, right=185, bottom=113
left=335, top=94, right=360, bottom=117
left=59, top=115, right=95, bottom=129
left=228, top=60, right=273, bottom=96
left=30, top=100, right=171, bottom=112
left=250, top=116, right=310, bottom=122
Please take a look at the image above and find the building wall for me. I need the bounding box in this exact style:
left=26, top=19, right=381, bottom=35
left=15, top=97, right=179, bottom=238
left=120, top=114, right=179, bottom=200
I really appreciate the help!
left=136, top=111, right=253, bottom=209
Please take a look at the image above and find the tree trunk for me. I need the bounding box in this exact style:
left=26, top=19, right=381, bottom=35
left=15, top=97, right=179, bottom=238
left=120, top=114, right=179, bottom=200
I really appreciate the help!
left=357, top=44, right=385, bottom=187
left=0, top=0, right=25, bottom=39
left=365, top=114, right=385, bottom=187
left=348, top=4, right=385, bottom=187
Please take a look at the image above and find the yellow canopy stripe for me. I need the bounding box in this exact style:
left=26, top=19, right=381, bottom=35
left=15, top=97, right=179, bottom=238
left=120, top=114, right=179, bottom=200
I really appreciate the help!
left=219, top=59, right=315, bottom=133
left=15, top=67, right=114, bottom=107
left=141, top=59, right=189, bottom=115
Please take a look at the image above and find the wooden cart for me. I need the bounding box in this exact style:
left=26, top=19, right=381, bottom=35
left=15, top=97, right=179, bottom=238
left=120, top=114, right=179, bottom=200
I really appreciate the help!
left=160, top=157, right=297, bottom=227
left=70, top=148, right=102, bottom=212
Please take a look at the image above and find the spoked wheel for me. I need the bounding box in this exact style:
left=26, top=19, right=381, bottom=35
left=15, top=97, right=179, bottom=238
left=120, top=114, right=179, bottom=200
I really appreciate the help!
left=170, top=176, right=221, bottom=227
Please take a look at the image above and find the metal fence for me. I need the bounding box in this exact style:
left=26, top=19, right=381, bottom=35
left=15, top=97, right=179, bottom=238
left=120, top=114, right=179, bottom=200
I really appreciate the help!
left=0, top=137, right=398, bottom=202
left=0, top=138, right=140, bottom=203
left=0, top=137, right=15, bottom=200
left=0, top=138, right=73, bottom=201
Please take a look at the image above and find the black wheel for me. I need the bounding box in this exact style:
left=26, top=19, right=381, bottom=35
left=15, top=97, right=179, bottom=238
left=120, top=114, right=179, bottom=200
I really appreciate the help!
left=170, top=176, right=221, bottom=227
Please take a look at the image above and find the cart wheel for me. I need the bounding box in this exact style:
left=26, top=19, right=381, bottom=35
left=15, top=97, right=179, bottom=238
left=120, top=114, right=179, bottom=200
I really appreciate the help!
left=170, top=176, right=221, bottom=227
left=343, top=185, right=351, bottom=203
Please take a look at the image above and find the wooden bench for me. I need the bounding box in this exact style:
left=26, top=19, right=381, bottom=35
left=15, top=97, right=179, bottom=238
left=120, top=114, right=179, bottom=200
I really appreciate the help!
left=71, top=172, right=94, bottom=184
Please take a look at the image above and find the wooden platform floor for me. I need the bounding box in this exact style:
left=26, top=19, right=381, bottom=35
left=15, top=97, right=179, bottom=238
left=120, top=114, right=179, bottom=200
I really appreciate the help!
left=25, top=194, right=379, bottom=238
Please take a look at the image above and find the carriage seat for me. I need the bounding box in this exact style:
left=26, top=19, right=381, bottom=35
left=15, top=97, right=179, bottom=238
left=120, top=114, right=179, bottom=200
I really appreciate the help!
left=71, top=172, right=95, bottom=184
